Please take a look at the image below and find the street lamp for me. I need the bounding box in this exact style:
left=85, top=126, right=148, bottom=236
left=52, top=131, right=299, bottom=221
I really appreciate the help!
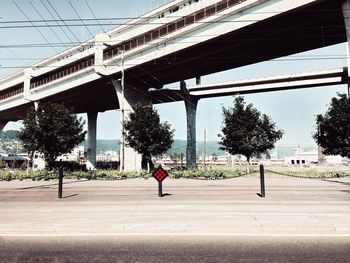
left=120, top=50, right=125, bottom=171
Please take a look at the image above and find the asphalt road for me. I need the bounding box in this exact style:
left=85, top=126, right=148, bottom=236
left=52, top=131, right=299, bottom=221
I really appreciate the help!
left=1, top=178, right=349, bottom=235
left=1, top=235, right=349, bottom=263
left=0, top=178, right=349, bottom=262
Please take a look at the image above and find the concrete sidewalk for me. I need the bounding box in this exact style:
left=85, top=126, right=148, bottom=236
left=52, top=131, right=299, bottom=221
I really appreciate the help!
left=0, top=177, right=349, bottom=236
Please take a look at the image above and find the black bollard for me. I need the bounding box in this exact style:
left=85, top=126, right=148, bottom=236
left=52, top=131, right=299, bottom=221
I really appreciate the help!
left=259, top=164, right=265, bottom=198
left=58, top=167, right=63, bottom=199
left=158, top=181, right=163, bottom=197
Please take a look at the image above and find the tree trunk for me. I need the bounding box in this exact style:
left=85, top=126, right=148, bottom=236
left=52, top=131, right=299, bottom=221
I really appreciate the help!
left=246, top=157, right=250, bottom=174
left=141, top=157, right=148, bottom=171
left=45, top=155, right=57, bottom=170
left=148, top=159, right=154, bottom=171
left=29, top=152, right=34, bottom=171
left=142, top=156, right=154, bottom=172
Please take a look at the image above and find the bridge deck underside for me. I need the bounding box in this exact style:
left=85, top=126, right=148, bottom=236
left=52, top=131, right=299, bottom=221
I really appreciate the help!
left=0, top=78, right=119, bottom=121
left=127, top=0, right=346, bottom=90
left=1, top=0, right=347, bottom=120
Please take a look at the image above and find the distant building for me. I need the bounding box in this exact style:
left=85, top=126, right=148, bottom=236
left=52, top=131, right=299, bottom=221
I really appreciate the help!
left=97, top=151, right=119, bottom=162
left=0, top=155, right=29, bottom=168
left=284, top=146, right=343, bottom=166
left=33, top=152, right=45, bottom=170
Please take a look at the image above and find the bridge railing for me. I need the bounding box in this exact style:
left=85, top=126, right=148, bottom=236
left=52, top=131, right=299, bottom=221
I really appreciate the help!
left=0, top=0, right=252, bottom=103
left=103, top=0, right=248, bottom=61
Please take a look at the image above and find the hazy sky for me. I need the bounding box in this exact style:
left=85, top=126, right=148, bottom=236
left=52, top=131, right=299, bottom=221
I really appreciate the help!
left=0, top=0, right=347, bottom=147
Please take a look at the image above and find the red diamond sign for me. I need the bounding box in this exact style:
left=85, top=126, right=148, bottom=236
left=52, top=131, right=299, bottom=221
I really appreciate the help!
left=152, top=167, right=168, bottom=182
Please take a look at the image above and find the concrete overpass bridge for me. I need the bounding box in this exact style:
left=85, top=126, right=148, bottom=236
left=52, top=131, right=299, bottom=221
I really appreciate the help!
left=1, top=0, right=350, bottom=169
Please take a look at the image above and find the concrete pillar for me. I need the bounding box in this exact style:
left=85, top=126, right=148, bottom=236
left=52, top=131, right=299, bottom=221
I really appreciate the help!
left=94, top=33, right=111, bottom=76
left=185, top=99, right=198, bottom=168
left=86, top=112, right=98, bottom=170
left=317, top=123, right=326, bottom=166
left=112, top=79, right=142, bottom=171
left=317, top=145, right=326, bottom=166
left=0, top=121, right=8, bottom=132
left=181, top=80, right=198, bottom=168
left=342, top=1, right=350, bottom=96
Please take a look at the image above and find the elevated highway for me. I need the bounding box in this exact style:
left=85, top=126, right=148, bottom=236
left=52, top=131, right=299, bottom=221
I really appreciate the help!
left=0, top=0, right=349, bottom=169
left=150, top=67, right=348, bottom=101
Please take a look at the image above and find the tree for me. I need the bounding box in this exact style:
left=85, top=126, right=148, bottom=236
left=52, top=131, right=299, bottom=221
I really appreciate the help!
left=18, top=102, right=86, bottom=169
left=314, top=93, right=350, bottom=158
left=219, top=96, right=283, bottom=171
left=124, top=102, right=174, bottom=170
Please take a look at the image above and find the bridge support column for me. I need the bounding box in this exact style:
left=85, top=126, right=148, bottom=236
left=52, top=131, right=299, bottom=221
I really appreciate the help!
left=86, top=112, right=98, bottom=170
left=0, top=121, right=8, bottom=132
left=317, top=145, right=326, bottom=166
left=182, top=80, right=198, bottom=168
left=342, top=1, right=350, bottom=95
left=112, top=79, right=142, bottom=171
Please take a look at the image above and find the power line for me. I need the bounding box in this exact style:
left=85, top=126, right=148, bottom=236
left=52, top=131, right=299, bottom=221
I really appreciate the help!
left=0, top=19, right=266, bottom=29
left=85, top=1, right=105, bottom=33
left=0, top=7, right=345, bottom=29
left=0, top=8, right=344, bottom=25
left=40, top=0, right=76, bottom=45
left=4, top=48, right=28, bottom=66
left=2, top=54, right=346, bottom=61
left=0, top=55, right=348, bottom=69
left=68, top=0, right=94, bottom=38
left=29, top=1, right=68, bottom=49
left=0, top=29, right=346, bottom=49
left=46, top=0, right=80, bottom=43
left=12, top=0, right=59, bottom=53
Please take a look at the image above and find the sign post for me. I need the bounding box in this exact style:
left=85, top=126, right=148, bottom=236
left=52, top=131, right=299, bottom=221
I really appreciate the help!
left=152, top=167, right=168, bottom=197
left=158, top=181, right=163, bottom=197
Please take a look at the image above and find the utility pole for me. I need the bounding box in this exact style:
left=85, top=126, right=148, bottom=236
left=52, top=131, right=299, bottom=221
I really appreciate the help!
left=317, top=122, right=326, bottom=165
left=120, top=50, right=125, bottom=171
left=202, top=129, right=206, bottom=168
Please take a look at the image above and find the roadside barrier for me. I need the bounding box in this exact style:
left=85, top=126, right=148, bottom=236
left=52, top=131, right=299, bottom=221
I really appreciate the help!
left=259, top=164, right=350, bottom=198
left=264, top=168, right=350, bottom=179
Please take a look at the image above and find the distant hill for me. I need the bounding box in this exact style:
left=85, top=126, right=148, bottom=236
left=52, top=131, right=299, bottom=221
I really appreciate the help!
left=0, top=133, right=312, bottom=159
left=87, top=139, right=315, bottom=159
left=81, top=139, right=120, bottom=153
left=80, top=139, right=225, bottom=155
left=166, top=140, right=225, bottom=156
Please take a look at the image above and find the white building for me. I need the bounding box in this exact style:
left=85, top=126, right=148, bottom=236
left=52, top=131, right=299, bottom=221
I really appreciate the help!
left=284, top=146, right=343, bottom=166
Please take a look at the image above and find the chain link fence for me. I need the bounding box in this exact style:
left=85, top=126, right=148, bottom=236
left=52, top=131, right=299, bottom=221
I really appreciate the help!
left=265, top=168, right=350, bottom=180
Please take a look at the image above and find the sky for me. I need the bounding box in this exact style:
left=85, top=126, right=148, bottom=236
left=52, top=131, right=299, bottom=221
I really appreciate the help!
left=0, top=0, right=348, bottom=147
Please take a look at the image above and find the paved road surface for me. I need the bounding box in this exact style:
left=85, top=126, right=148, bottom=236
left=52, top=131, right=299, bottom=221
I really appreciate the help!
left=1, top=235, right=349, bottom=262
left=0, top=177, right=349, bottom=262
left=0, top=177, right=349, bottom=235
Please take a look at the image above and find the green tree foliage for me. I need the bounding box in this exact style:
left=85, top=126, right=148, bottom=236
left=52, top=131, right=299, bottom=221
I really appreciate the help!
left=0, top=159, right=5, bottom=169
left=18, top=102, right=86, bottom=169
left=124, top=102, right=174, bottom=170
left=314, top=93, right=350, bottom=158
left=219, top=96, right=283, bottom=168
